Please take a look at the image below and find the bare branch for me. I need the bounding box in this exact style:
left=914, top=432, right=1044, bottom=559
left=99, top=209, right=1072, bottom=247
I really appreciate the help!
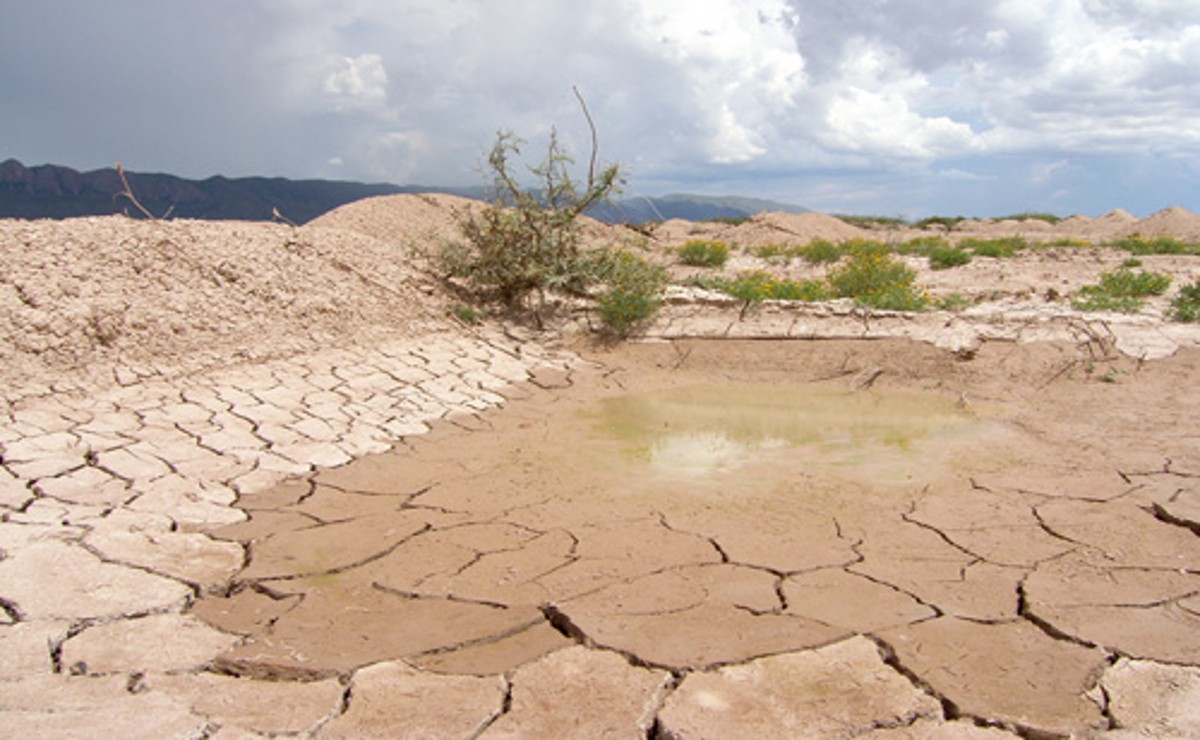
left=113, top=162, right=175, bottom=221
left=573, top=85, right=598, bottom=190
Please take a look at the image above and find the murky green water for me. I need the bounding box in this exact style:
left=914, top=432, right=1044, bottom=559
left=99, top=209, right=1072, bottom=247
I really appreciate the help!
left=592, top=382, right=982, bottom=477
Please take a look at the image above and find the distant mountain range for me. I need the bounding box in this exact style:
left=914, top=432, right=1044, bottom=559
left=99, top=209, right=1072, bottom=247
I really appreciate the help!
left=0, top=159, right=809, bottom=225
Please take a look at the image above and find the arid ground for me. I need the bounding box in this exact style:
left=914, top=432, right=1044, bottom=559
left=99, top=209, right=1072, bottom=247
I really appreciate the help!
left=2, top=196, right=1199, bottom=737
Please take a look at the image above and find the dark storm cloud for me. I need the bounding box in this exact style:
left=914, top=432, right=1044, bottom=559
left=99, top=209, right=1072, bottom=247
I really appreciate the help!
left=3, top=0, right=1199, bottom=216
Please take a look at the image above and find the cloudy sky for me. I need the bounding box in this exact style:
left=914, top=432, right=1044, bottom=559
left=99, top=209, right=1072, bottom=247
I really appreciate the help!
left=4, top=1, right=1200, bottom=217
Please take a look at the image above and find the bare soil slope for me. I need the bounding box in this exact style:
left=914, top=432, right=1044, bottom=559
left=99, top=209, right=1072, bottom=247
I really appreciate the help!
left=0, top=217, right=448, bottom=394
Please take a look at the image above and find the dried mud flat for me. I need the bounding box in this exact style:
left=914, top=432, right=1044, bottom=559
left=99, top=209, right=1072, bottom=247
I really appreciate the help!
left=2, top=199, right=1200, bottom=738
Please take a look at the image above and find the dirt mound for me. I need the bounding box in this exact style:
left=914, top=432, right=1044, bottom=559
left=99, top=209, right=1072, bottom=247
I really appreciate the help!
left=0, top=216, right=448, bottom=393
left=306, top=193, right=479, bottom=248
left=1123, top=206, right=1200, bottom=240
left=310, top=192, right=632, bottom=253
left=725, top=212, right=870, bottom=245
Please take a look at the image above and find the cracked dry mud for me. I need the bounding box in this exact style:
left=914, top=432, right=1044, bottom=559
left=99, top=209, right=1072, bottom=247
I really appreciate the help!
left=180, top=338, right=1200, bottom=738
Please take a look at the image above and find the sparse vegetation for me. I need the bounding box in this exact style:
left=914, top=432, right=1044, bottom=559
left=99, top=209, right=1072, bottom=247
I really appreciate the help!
left=935, top=293, right=973, bottom=311
left=927, top=245, right=973, bottom=270
left=913, top=215, right=966, bottom=231
left=896, top=236, right=951, bottom=256
left=1072, top=268, right=1172, bottom=313
left=1111, top=235, right=1200, bottom=255
left=452, top=303, right=483, bottom=325
left=718, top=270, right=831, bottom=303
left=827, top=242, right=928, bottom=311
left=960, top=236, right=1026, bottom=258
left=1168, top=279, right=1200, bottom=323
left=836, top=214, right=907, bottom=229
left=799, top=239, right=845, bottom=264
left=996, top=212, right=1061, bottom=224
left=748, top=243, right=799, bottom=264
left=678, top=239, right=731, bottom=268
left=705, top=215, right=750, bottom=226
left=1043, top=237, right=1092, bottom=248
left=591, top=248, right=668, bottom=335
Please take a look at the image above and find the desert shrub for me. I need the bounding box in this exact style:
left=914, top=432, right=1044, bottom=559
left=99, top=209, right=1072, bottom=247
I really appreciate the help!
left=960, top=236, right=1026, bottom=258
left=827, top=246, right=928, bottom=311
left=1043, top=237, right=1092, bottom=248
left=678, top=239, right=730, bottom=268
left=718, top=270, right=830, bottom=303
left=927, top=245, right=973, bottom=270
left=1046, top=238, right=1094, bottom=249
left=591, top=248, right=667, bottom=335
left=896, top=236, right=950, bottom=256
left=1112, top=235, right=1199, bottom=255
left=913, top=215, right=965, bottom=230
left=749, top=243, right=800, bottom=263
left=1072, top=268, right=1172, bottom=313
left=799, top=239, right=844, bottom=264
left=996, top=212, right=1062, bottom=224
left=1168, top=279, right=1200, bottom=323
left=706, top=215, right=750, bottom=225
left=439, top=124, right=621, bottom=316
left=837, top=214, right=908, bottom=229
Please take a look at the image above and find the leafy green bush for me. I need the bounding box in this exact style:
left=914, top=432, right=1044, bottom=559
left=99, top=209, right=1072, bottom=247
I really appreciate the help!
left=1072, top=268, right=1172, bottom=313
left=799, top=239, right=844, bottom=264
left=1168, top=279, right=1200, bottom=323
left=591, top=248, right=667, bottom=335
left=827, top=245, right=928, bottom=311
left=927, top=246, right=972, bottom=270
left=439, top=127, right=621, bottom=315
left=719, top=270, right=830, bottom=303
left=960, top=236, right=1026, bottom=258
left=678, top=239, right=731, bottom=268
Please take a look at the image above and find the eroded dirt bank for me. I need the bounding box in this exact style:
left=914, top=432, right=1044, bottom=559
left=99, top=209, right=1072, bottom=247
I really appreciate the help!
left=197, top=337, right=1200, bottom=738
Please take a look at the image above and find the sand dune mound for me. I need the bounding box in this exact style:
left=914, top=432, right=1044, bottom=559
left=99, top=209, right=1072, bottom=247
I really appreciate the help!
left=728, top=212, right=870, bottom=245
left=306, top=192, right=480, bottom=247
left=310, top=192, right=628, bottom=252
left=0, top=216, right=447, bottom=393
left=1123, top=206, right=1200, bottom=240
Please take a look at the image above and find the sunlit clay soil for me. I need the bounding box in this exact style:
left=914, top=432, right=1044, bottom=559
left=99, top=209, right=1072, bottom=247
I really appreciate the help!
left=196, top=338, right=1200, bottom=736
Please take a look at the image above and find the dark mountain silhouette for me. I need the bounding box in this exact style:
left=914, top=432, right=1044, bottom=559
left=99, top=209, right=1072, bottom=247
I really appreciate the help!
left=0, top=159, right=809, bottom=225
